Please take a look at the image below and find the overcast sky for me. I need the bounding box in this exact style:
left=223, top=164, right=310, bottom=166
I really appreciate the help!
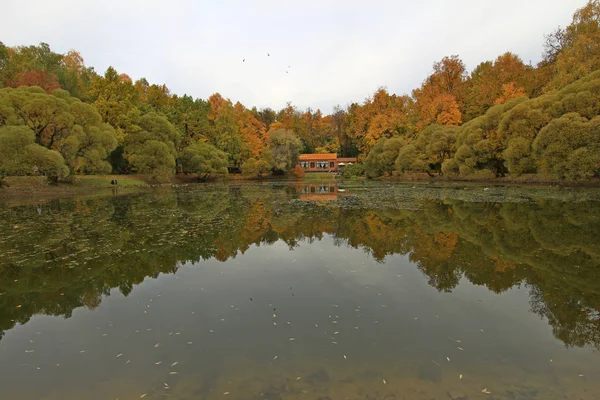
left=1, top=0, right=584, bottom=113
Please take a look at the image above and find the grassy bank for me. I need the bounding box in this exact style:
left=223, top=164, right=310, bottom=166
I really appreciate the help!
left=0, top=175, right=151, bottom=203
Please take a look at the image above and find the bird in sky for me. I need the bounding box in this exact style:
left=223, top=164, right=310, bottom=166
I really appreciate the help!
left=243, top=58, right=245, bottom=62
left=267, top=53, right=270, bottom=56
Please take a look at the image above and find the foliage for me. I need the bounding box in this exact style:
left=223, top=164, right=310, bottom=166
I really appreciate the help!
left=292, top=164, right=305, bottom=178
left=364, top=136, right=407, bottom=178
left=242, top=157, right=272, bottom=178
left=396, top=125, right=457, bottom=176
left=180, top=141, right=228, bottom=180
left=0, top=125, right=69, bottom=182
left=124, top=113, right=178, bottom=177
left=340, top=163, right=365, bottom=179
left=0, top=86, right=117, bottom=175
left=267, top=129, right=301, bottom=172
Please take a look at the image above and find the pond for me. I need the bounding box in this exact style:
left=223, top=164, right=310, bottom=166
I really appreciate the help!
left=1, top=181, right=599, bottom=400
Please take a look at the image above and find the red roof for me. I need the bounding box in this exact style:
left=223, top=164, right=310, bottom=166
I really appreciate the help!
left=298, top=153, right=337, bottom=160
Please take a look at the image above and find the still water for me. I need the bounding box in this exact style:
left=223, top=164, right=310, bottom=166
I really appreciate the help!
left=1, top=181, right=599, bottom=400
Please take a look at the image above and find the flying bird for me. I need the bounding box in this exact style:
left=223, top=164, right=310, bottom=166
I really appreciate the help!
left=267, top=53, right=270, bottom=56
left=243, top=58, right=245, bottom=62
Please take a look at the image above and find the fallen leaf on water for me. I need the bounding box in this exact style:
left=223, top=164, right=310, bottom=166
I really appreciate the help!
left=382, top=379, right=386, bottom=384
left=343, top=355, right=347, bottom=359
left=296, top=377, right=301, bottom=380
left=116, top=353, right=123, bottom=358
left=155, top=361, right=162, bottom=365
left=447, top=357, right=451, bottom=362
left=186, top=342, right=193, bottom=345
left=79, top=350, right=86, bottom=353
left=482, top=388, right=491, bottom=394
left=154, top=343, right=160, bottom=348
left=169, top=372, right=178, bottom=375
left=432, top=360, right=440, bottom=366
left=273, top=356, right=278, bottom=360
left=171, top=362, right=178, bottom=367
left=223, top=392, right=230, bottom=395
left=289, top=338, right=295, bottom=341
left=126, top=360, right=131, bottom=364
left=457, top=347, right=464, bottom=351
left=16, top=305, right=22, bottom=308
left=140, top=394, right=147, bottom=399
left=25, top=350, right=34, bottom=353
left=459, top=374, right=463, bottom=380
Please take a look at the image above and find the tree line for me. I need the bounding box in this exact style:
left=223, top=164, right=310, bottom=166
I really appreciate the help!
left=1, top=1, right=599, bottom=182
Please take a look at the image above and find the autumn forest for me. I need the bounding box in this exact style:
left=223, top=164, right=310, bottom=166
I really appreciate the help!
left=1, top=0, right=600, bottom=182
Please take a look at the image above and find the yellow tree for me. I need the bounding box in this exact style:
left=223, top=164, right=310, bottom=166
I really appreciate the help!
left=494, top=82, right=526, bottom=105
left=234, top=102, right=267, bottom=158
left=347, top=88, right=413, bottom=157
left=547, top=0, right=600, bottom=89
left=413, top=55, right=467, bottom=129
left=464, top=53, right=530, bottom=120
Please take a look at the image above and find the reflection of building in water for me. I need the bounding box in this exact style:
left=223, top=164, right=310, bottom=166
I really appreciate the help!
left=293, top=183, right=348, bottom=201
left=297, top=154, right=358, bottom=172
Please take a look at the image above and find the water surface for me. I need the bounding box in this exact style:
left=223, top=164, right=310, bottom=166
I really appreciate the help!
left=1, top=182, right=599, bottom=399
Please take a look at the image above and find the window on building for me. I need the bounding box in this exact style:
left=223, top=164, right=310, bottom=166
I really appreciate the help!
left=310, top=162, right=315, bottom=168
left=330, top=162, right=335, bottom=168
left=299, top=161, right=309, bottom=168
left=317, top=161, right=328, bottom=169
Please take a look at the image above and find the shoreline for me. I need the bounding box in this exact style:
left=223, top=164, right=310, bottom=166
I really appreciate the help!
left=2, top=173, right=599, bottom=203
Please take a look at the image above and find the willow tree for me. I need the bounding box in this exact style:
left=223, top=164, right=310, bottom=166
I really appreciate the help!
left=180, top=141, right=228, bottom=180
left=0, top=86, right=117, bottom=174
left=124, top=112, right=179, bottom=177
left=0, top=126, right=69, bottom=183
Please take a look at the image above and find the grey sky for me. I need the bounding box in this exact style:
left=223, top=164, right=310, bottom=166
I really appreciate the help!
left=2, top=0, right=583, bottom=113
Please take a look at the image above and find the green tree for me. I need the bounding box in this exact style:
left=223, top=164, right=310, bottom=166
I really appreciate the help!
left=241, top=157, right=272, bottom=178
left=0, top=86, right=117, bottom=174
left=124, top=113, right=179, bottom=177
left=180, top=141, right=228, bottom=180
left=0, top=126, right=69, bottom=183
left=267, top=129, right=301, bottom=172
left=364, top=136, right=406, bottom=178
left=396, top=125, right=457, bottom=176
left=89, top=66, right=140, bottom=142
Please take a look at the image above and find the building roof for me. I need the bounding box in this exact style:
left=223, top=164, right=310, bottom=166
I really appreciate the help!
left=298, top=153, right=337, bottom=160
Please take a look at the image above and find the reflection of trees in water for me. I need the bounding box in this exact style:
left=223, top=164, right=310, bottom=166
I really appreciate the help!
left=0, top=187, right=599, bottom=349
